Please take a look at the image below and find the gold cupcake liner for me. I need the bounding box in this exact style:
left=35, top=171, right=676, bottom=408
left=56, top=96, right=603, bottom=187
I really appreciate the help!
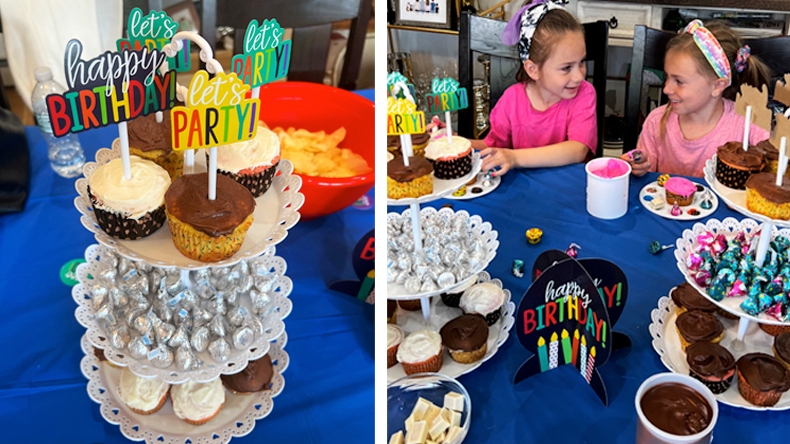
left=130, top=147, right=183, bottom=180
left=400, top=348, right=443, bottom=375
left=745, top=188, right=790, bottom=220
left=676, top=326, right=724, bottom=352
left=737, top=370, right=784, bottom=407
left=773, top=345, right=790, bottom=370
left=166, top=212, right=253, bottom=262
left=387, top=174, right=433, bottom=199
left=412, top=142, right=427, bottom=157
left=448, top=342, right=487, bottom=364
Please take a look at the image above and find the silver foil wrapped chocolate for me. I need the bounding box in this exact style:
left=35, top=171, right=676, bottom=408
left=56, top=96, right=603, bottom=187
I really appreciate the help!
left=208, top=338, right=231, bottom=362
left=232, top=326, right=254, bottom=350
left=190, top=326, right=209, bottom=352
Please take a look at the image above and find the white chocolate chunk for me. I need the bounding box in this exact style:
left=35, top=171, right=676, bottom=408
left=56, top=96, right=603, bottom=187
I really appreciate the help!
left=444, top=425, right=463, bottom=443
left=389, top=430, right=404, bottom=444
left=405, top=414, right=416, bottom=432
left=405, top=420, right=428, bottom=444
left=649, top=197, right=665, bottom=210
left=446, top=409, right=461, bottom=427
left=411, top=397, right=434, bottom=421
left=423, top=404, right=441, bottom=426
left=443, top=392, right=464, bottom=412
left=428, top=414, right=450, bottom=440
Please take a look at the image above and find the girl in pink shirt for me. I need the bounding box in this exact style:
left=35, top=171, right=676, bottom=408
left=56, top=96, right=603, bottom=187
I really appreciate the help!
left=623, top=20, right=771, bottom=178
left=473, top=1, right=597, bottom=176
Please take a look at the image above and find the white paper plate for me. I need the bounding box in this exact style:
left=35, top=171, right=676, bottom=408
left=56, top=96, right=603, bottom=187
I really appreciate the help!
left=639, top=180, right=718, bottom=220
left=387, top=272, right=515, bottom=383
left=74, top=144, right=304, bottom=269
left=73, top=244, right=292, bottom=384
left=81, top=333, right=289, bottom=444
left=703, top=155, right=790, bottom=228
left=673, top=217, right=790, bottom=325
left=649, top=295, right=790, bottom=411
left=387, top=152, right=482, bottom=206
left=445, top=171, right=501, bottom=200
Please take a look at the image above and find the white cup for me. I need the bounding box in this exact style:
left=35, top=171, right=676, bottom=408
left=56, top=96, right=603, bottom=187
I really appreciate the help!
left=585, top=157, right=631, bottom=219
left=635, top=373, right=718, bottom=444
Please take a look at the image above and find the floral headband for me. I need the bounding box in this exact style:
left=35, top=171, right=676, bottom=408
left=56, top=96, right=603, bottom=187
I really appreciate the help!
left=501, top=0, right=569, bottom=63
left=682, top=20, right=731, bottom=86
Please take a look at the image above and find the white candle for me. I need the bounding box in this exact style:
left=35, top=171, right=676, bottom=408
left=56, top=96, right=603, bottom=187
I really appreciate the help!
left=208, top=147, right=217, bottom=200
left=778, top=137, right=787, bottom=187
left=742, top=105, right=752, bottom=151
left=445, top=110, right=453, bottom=144
left=118, top=121, right=131, bottom=180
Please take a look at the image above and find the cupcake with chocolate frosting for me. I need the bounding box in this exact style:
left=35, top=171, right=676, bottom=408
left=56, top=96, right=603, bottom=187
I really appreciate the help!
left=127, top=113, right=183, bottom=180
left=387, top=155, right=433, bottom=199
left=165, top=172, right=255, bottom=262
left=220, top=355, right=274, bottom=394
left=387, top=132, right=430, bottom=157
left=676, top=310, right=724, bottom=352
left=686, top=342, right=736, bottom=394
left=756, top=140, right=788, bottom=175
left=736, top=352, right=790, bottom=406
left=440, top=314, right=488, bottom=364
left=745, top=172, right=790, bottom=220
left=670, top=282, right=717, bottom=315
left=773, top=332, right=790, bottom=369
left=715, top=141, right=764, bottom=190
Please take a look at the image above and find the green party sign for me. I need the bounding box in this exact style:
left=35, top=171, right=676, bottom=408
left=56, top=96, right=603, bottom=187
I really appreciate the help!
left=425, top=77, right=468, bottom=114
left=116, top=7, right=191, bottom=72
left=231, top=19, right=291, bottom=87
left=386, top=72, right=415, bottom=100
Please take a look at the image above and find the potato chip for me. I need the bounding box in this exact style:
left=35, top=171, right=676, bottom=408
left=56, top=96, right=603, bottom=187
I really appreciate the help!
left=271, top=125, right=371, bottom=178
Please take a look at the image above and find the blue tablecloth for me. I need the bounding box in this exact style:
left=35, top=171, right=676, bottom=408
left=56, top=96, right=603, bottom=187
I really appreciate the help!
left=392, top=164, right=788, bottom=443
left=0, top=90, right=374, bottom=443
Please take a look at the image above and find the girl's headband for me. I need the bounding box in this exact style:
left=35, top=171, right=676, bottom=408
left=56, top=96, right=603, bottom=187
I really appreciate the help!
left=501, top=0, right=569, bottom=63
left=682, top=20, right=731, bottom=86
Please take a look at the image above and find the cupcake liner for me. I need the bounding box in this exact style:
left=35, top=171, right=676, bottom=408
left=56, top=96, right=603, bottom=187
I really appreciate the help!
left=388, top=344, right=400, bottom=368
left=448, top=342, right=487, bottom=364
left=400, top=348, right=443, bottom=375
left=130, top=147, right=183, bottom=180
left=127, top=389, right=169, bottom=415
left=412, top=142, right=427, bottom=158
left=398, top=299, right=422, bottom=311
left=208, top=153, right=278, bottom=198
left=717, top=308, right=739, bottom=320
left=676, top=326, right=724, bottom=353
left=166, top=211, right=253, bottom=262
left=387, top=174, right=433, bottom=199
left=180, top=402, right=224, bottom=425
left=431, top=151, right=472, bottom=180
left=462, top=308, right=502, bottom=326
left=716, top=156, right=758, bottom=190
left=89, top=186, right=166, bottom=240
left=688, top=370, right=734, bottom=394
left=772, top=345, right=790, bottom=370
left=745, top=188, right=790, bottom=220
left=665, top=191, right=694, bottom=206
left=759, top=323, right=790, bottom=337
left=440, top=291, right=463, bottom=308
left=737, top=370, right=784, bottom=407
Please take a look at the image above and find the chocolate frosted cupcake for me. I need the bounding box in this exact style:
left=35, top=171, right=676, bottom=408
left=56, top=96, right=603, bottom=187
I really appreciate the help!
left=424, top=136, right=473, bottom=180
left=387, top=299, right=397, bottom=324
left=165, top=173, right=256, bottom=262
left=745, top=172, right=790, bottom=220
left=756, top=140, right=788, bottom=175
left=387, top=155, right=433, bottom=199
left=671, top=282, right=718, bottom=315
left=759, top=322, right=790, bottom=337
left=388, top=132, right=430, bottom=157
left=440, top=314, right=488, bottom=364
left=773, top=332, right=790, bottom=369
left=715, top=141, right=764, bottom=190
left=736, top=352, right=790, bottom=406
left=220, top=355, right=274, bottom=394
left=686, top=342, right=736, bottom=394
left=676, top=310, right=724, bottom=352
left=460, top=283, right=505, bottom=326
left=127, top=113, right=183, bottom=180
left=440, top=276, right=477, bottom=308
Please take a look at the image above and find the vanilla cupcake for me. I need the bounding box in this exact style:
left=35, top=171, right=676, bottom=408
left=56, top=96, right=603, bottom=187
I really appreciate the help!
left=424, top=135, right=473, bottom=180
left=387, top=324, right=404, bottom=368
left=214, top=124, right=280, bottom=197
left=88, top=156, right=171, bottom=240
left=116, top=368, right=170, bottom=415
left=170, top=378, right=225, bottom=425
left=397, top=330, right=443, bottom=375
left=460, top=282, right=505, bottom=326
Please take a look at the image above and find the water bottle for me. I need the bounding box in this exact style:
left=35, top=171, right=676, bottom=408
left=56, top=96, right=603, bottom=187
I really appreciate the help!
left=31, top=67, right=85, bottom=178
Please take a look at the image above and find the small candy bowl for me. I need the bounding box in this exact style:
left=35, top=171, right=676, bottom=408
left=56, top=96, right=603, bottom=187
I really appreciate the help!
left=387, top=372, right=471, bottom=443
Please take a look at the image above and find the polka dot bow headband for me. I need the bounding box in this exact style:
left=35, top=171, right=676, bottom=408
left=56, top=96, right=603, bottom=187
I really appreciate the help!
left=501, top=0, right=569, bottom=63
left=683, top=20, right=731, bottom=86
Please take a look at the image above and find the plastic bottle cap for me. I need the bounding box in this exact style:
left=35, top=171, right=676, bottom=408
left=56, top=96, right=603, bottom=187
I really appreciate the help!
left=34, top=67, right=53, bottom=82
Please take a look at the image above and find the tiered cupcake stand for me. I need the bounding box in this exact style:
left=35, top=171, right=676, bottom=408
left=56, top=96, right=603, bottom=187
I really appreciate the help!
left=387, top=158, right=516, bottom=382
left=647, top=156, right=790, bottom=410
left=71, top=125, right=304, bottom=441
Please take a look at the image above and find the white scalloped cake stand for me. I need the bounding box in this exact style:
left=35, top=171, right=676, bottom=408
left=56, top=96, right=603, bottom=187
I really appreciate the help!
left=75, top=144, right=304, bottom=269
left=387, top=152, right=482, bottom=206
left=74, top=244, right=292, bottom=384
left=82, top=333, right=290, bottom=444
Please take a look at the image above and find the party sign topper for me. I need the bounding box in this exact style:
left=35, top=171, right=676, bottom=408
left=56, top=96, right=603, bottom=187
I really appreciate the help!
left=170, top=71, right=260, bottom=150
left=231, top=19, right=291, bottom=88
left=387, top=71, right=416, bottom=100
left=387, top=97, right=425, bottom=135
left=425, top=77, right=468, bottom=114
left=117, top=7, right=191, bottom=71
left=46, top=39, right=175, bottom=137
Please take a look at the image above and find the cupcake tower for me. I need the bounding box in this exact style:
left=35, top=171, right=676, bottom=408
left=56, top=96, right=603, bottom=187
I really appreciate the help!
left=66, top=14, right=301, bottom=442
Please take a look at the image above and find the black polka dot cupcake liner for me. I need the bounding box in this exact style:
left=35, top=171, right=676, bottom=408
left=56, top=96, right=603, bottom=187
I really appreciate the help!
left=688, top=369, right=734, bottom=395
left=440, top=291, right=463, bottom=308
left=431, top=152, right=472, bottom=180
left=716, top=157, right=758, bottom=190
left=208, top=154, right=278, bottom=198
left=88, top=186, right=166, bottom=240
left=463, top=307, right=502, bottom=326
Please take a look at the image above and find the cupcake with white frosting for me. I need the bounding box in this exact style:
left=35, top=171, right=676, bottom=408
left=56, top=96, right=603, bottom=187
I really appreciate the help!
left=116, top=367, right=170, bottom=415
left=88, top=156, right=171, bottom=239
left=424, top=135, right=473, bottom=179
left=214, top=124, right=280, bottom=197
left=396, top=329, right=443, bottom=375
left=460, top=282, right=505, bottom=326
left=170, top=378, right=225, bottom=425
left=387, top=324, right=404, bottom=368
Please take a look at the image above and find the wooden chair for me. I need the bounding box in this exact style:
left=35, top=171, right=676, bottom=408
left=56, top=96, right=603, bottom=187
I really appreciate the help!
left=458, top=12, right=609, bottom=158
left=624, top=25, right=790, bottom=152
left=149, top=0, right=371, bottom=90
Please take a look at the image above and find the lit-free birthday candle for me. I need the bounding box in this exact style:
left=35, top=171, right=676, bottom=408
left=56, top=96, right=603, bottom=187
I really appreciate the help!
left=579, top=335, right=587, bottom=376
left=549, top=331, right=559, bottom=369
left=585, top=346, right=596, bottom=383
left=571, top=329, right=580, bottom=366
left=537, top=336, right=549, bottom=372
left=561, top=329, right=572, bottom=365
left=231, top=18, right=291, bottom=100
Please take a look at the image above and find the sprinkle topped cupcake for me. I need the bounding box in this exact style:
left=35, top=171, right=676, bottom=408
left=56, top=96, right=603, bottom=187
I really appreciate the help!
left=460, top=283, right=505, bottom=326
left=424, top=136, right=473, bottom=180
left=396, top=329, right=443, bottom=375
left=664, top=177, right=697, bottom=206
left=215, top=124, right=281, bottom=197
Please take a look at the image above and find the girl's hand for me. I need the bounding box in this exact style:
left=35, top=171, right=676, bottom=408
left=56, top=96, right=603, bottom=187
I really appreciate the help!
left=480, top=147, right=517, bottom=176
left=620, top=152, right=651, bottom=177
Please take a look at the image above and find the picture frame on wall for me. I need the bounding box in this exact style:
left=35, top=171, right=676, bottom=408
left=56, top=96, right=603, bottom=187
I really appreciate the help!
left=164, top=1, right=201, bottom=33
left=395, top=0, right=452, bottom=29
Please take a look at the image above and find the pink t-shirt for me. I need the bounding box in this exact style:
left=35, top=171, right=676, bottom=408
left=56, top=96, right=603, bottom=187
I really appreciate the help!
left=637, top=100, right=769, bottom=178
left=483, top=80, right=597, bottom=154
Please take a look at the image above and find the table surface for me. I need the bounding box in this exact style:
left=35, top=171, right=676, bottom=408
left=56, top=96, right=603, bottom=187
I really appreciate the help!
left=0, top=90, right=374, bottom=443
left=389, top=163, right=789, bottom=443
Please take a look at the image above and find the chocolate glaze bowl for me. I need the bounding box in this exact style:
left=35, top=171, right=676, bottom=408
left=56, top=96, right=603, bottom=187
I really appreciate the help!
left=256, top=82, right=374, bottom=220
left=387, top=373, right=471, bottom=443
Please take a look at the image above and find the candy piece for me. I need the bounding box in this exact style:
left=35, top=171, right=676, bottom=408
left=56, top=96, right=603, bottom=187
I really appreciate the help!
left=630, top=149, right=644, bottom=164
left=566, top=243, right=580, bottom=259
left=208, top=338, right=231, bottom=362
left=707, top=280, right=728, bottom=301
left=727, top=279, right=747, bottom=298
left=512, top=259, right=524, bottom=278
left=657, top=174, right=670, bottom=186
left=411, top=397, right=433, bottom=421
left=740, top=296, right=761, bottom=315
left=526, top=228, right=543, bottom=244
left=428, top=415, right=450, bottom=441
left=389, top=431, right=404, bottom=444
left=687, top=208, right=700, bottom=216
left=758, top=293, right=775, bottom=311
left=646, top=187, right=657, bottom=193
left=444, top=392, right=465, bottom=412
left=649, top=241, right=673, bottom=255
left=648, top=197, right=665, bottom=210
left=452, top=186, right=466, bottom=197
left=405, top=420, right=428, bottom=444
left=670, top=203, right=682, bottom=216
left=445, top=425, right=463, bottom=443
left=686, top=253, right=703, bottom=272
left=695, top=270, right=712, bottom=287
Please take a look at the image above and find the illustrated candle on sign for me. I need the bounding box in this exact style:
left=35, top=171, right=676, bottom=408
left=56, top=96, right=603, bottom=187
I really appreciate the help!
left=117, top=7, right=192, bottom=72
left=231, top=18, right=291, bottom=89
left=170, top=71, right=261, bottom=150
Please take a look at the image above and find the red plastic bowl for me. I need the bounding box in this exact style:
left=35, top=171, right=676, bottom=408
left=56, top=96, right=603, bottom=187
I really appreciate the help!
left=256, top=82, right=374, bottom=221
